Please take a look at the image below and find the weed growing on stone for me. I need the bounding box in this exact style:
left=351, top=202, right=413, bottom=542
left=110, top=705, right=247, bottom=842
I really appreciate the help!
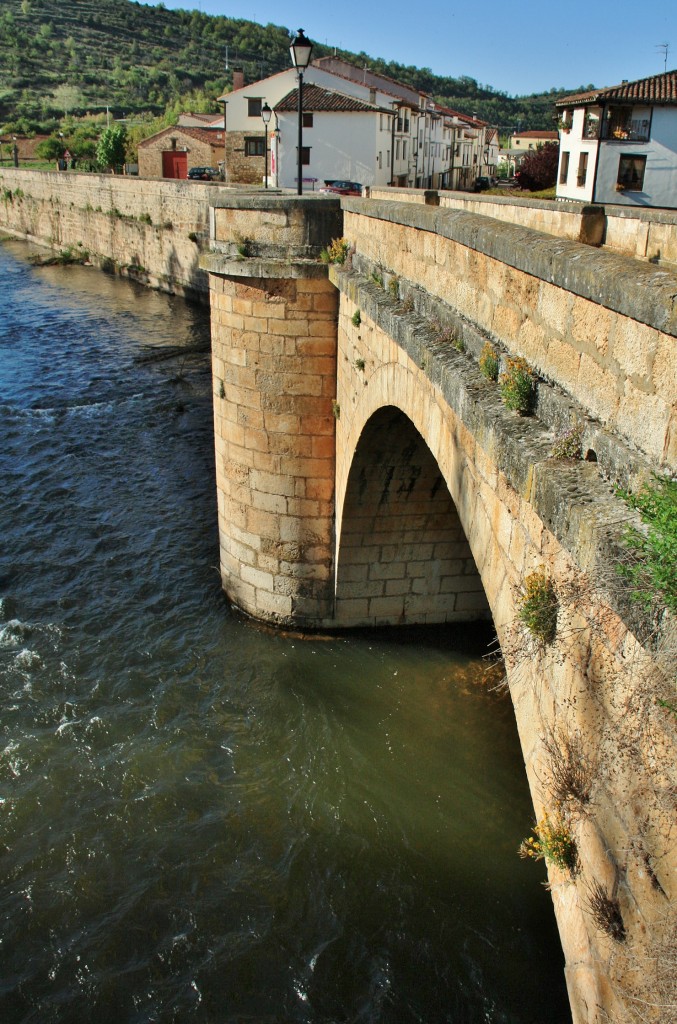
left=139, top=212, right=153, bottom=225
left=400, top=295, right=415, bottom=313
left=519, top=813, right=578, bottom=873
left=542, top=729, right=593, bottom=808
left=499, top=357, right=535, bottom=414
left=351, top=309, right=361, bottom=327
left=370, top=268, right=384, bottom=288
left=320, top=237, right=350, bottom=264
left=388, top=276, right=400, bottom=300
left=354, top=357, right=365, bottom=372
left=431, top=318, right=465, bottom=352
left=551, top=421, right=583, bottom=460
left=585, top=880, right=626, bottom=942
left=519, top=568, right=558, bottom=646
left=331, top=400, right=340, bottom=419
left=616, top=476, right=677, bottom=615
left=234, top=233, right=253, bottom=258
left=479, top=342, right=500, bottom=381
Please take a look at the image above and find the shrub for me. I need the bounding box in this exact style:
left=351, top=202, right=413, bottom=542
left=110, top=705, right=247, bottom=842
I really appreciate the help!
left=351, top=309, right=361, bottom=327
left=139, top=212, right=152, bottom=225
left=542, top=730, right=592, bottom=807
left=519, top=568, right=558, bottom=645
left=551, top=421, right=583, bottom=460
left=585, top=880, right=626, bottom=941
left=515, top=141, right=559, bottom=192
left=479, top=342, right=499, bottom=381
left=320, top=237, right=350, bottom=264
left=499, top=356, right=535, bottom=414
left=519, top=813, right=578, bottom=872
left=354, top=357, right=365, bottom=371
left=617, top=476, right=677, bottom=614
left=388, top=276, right=399, bottom=300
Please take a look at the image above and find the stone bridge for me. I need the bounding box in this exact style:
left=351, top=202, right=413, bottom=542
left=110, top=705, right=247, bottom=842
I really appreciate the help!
left=201, top=194, right=676, bottom=1024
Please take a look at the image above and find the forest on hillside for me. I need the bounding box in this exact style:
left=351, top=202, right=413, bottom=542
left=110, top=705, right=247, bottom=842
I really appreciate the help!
left=0, top=0, right=587, bottom=134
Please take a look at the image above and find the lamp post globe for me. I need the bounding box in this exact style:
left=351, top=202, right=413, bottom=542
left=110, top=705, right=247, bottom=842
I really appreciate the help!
left=289, top=29, right=313, bottom=195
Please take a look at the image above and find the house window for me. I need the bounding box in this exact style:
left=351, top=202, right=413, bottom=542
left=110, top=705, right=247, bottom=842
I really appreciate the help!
left=299, top=146, right=310, bottom=166
left=377, top=151, right=382, bottom=169
left=395, top=139, right=400, bottom=160
left=559, top=151, right=570, bottom=185
left=302, top=112, right=313, bottom=128
left=617, top=154, right=646, bottom=191
left=577, top=152, right=588, bottom=187
left=387, top=149, right=390, bottom=167
left=402, top=141, right=407, bottom=159
left=244, top=137, right=265, bottom=157
left=247, top=98, right=262, bottom=118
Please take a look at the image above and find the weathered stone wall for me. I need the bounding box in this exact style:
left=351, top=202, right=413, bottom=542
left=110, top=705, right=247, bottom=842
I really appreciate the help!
left=201, top=196, right=343, bottom=627
left=330, top=259, right=676, bottom=1023
left=225, top=131, right=267, bottom=186
left=342, top=198, right=676, bottom=470
left=603, top=204, right=677, bottom=266
left=367, top=185, right=606, bottom=245
left=0, top=168, right=213, bottom=298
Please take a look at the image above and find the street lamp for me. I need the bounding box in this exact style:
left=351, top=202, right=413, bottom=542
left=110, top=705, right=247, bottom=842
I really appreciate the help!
left=261, top=101, right=272, bottom=189
left=289, top=28, right=313, bottom=195
left=12, top=135, right=18, bottom=168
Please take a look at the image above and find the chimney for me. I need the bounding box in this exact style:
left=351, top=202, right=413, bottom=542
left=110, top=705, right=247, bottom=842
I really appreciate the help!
left=232, top=68, right=245, bottom=91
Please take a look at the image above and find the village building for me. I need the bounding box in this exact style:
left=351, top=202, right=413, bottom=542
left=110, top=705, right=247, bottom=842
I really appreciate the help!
left=555, top=69, right=677, bottom=208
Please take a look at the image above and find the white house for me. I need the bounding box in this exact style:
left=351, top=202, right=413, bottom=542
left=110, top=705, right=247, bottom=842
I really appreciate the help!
left=555, top=69, right=677, bottom=208
left=216, top=57, right=493, bottom=192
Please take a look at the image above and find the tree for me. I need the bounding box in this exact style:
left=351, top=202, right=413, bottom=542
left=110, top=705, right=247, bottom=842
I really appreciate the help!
left=35, top=135, right=66, bottom=162
left=96, top=124, right=127, bottom=172
left=515, top=142, right=560, bottom=191
left=49, top=84, right=84, bottom=118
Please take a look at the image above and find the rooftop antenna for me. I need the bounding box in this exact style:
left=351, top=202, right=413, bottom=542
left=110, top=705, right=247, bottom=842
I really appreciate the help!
left=657, top=41, right=669, bottom=72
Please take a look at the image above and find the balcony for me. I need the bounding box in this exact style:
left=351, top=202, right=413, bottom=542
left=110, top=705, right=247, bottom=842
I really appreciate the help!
left=601, top=117, right=650, bottom=143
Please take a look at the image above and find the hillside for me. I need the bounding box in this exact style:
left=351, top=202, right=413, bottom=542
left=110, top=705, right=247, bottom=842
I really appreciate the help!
left=0, top=0, right=578, bottom=132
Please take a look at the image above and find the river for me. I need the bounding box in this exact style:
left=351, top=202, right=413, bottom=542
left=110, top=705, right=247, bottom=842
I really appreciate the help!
left=0, top=240, right=569, bottom=1023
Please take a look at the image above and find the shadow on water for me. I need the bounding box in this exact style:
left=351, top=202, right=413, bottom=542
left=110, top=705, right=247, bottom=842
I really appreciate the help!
left=0, top=239, right=570, bottom=1024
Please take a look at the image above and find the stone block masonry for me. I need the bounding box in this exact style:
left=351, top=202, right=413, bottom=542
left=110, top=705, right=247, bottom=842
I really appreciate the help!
left=0, top=168, right=216, bottom=300
left=202, top=196, right=343, bottom=627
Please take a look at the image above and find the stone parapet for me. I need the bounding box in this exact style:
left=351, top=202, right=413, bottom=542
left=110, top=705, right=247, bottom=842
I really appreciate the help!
left=341, top=197, right=676, bottom=469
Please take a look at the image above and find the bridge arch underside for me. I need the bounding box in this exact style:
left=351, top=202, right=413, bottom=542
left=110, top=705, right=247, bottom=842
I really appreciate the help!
left=335, top=407, right=491, bottom=628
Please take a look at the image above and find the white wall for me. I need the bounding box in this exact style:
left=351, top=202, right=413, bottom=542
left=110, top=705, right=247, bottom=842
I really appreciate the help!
left=556, top=106, right=598, bottom=202
left=595, top=106, right=677, bottom=208
left=276, top=111, right=383, bottom=190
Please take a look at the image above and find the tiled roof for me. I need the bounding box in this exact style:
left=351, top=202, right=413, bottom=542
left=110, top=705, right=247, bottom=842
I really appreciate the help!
left=275, top=84, right=382, bottom=113
left=513, top=130, right=558, bottom=138
left=138, top=125, right=224, bottom=148
left=556, top=69, right=677, bottom=106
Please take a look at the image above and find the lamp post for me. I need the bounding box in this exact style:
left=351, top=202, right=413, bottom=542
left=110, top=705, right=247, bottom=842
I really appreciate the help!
left=261, top=101, right=272, bottom=189
left=289, top=28, right=313, bottom=195
left=12, top=135, right=18, bottom=168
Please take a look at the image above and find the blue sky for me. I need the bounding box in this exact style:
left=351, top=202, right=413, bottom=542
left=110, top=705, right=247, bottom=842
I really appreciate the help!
left=145, top=0, right=675, bottom=97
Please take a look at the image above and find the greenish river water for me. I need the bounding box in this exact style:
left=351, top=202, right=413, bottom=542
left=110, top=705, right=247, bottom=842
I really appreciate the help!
left=0, top=241, right=569, bottom=1023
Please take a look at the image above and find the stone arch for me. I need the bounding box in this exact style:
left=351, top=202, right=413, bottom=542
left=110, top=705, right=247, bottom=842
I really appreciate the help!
left=334, top=360, right=516, bottom=637
left=335, top=406, right=491, bottom=627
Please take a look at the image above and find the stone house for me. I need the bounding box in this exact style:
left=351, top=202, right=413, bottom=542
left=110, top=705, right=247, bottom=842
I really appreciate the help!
left=137, top=125, right=224, bottom=179
left=555, top=69, right=677, bottom=208
left=510, top=129, right=559, bottom=150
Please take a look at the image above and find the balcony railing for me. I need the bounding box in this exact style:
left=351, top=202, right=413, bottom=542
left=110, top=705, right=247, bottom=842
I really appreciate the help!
left=601, top=118, right=650, bottom=143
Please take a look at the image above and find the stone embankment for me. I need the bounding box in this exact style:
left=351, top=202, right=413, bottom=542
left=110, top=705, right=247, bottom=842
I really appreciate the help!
left=0, top=168, right=215, bottom=300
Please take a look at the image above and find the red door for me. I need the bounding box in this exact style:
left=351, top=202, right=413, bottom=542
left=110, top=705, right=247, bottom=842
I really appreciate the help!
left=162, top=151, right=188, bottom=179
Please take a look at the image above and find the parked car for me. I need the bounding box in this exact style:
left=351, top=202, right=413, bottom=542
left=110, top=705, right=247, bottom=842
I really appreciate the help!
left=474, top=176, right=491, bottom=192
left=319, top=180, right=363, bottom=196
left=188, top=166, right=219, bottom=181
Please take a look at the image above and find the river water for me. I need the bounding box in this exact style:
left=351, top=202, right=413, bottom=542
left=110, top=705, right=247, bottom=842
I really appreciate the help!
left=0, top=240, right=569, bottom=1024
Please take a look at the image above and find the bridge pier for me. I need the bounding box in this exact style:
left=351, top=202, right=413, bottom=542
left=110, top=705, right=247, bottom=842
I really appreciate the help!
left=202, top=196, right=342, bottom=627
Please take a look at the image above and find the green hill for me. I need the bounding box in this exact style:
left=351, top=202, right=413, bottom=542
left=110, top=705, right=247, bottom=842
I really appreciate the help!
left=0, top=0, right=579, bottom=132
